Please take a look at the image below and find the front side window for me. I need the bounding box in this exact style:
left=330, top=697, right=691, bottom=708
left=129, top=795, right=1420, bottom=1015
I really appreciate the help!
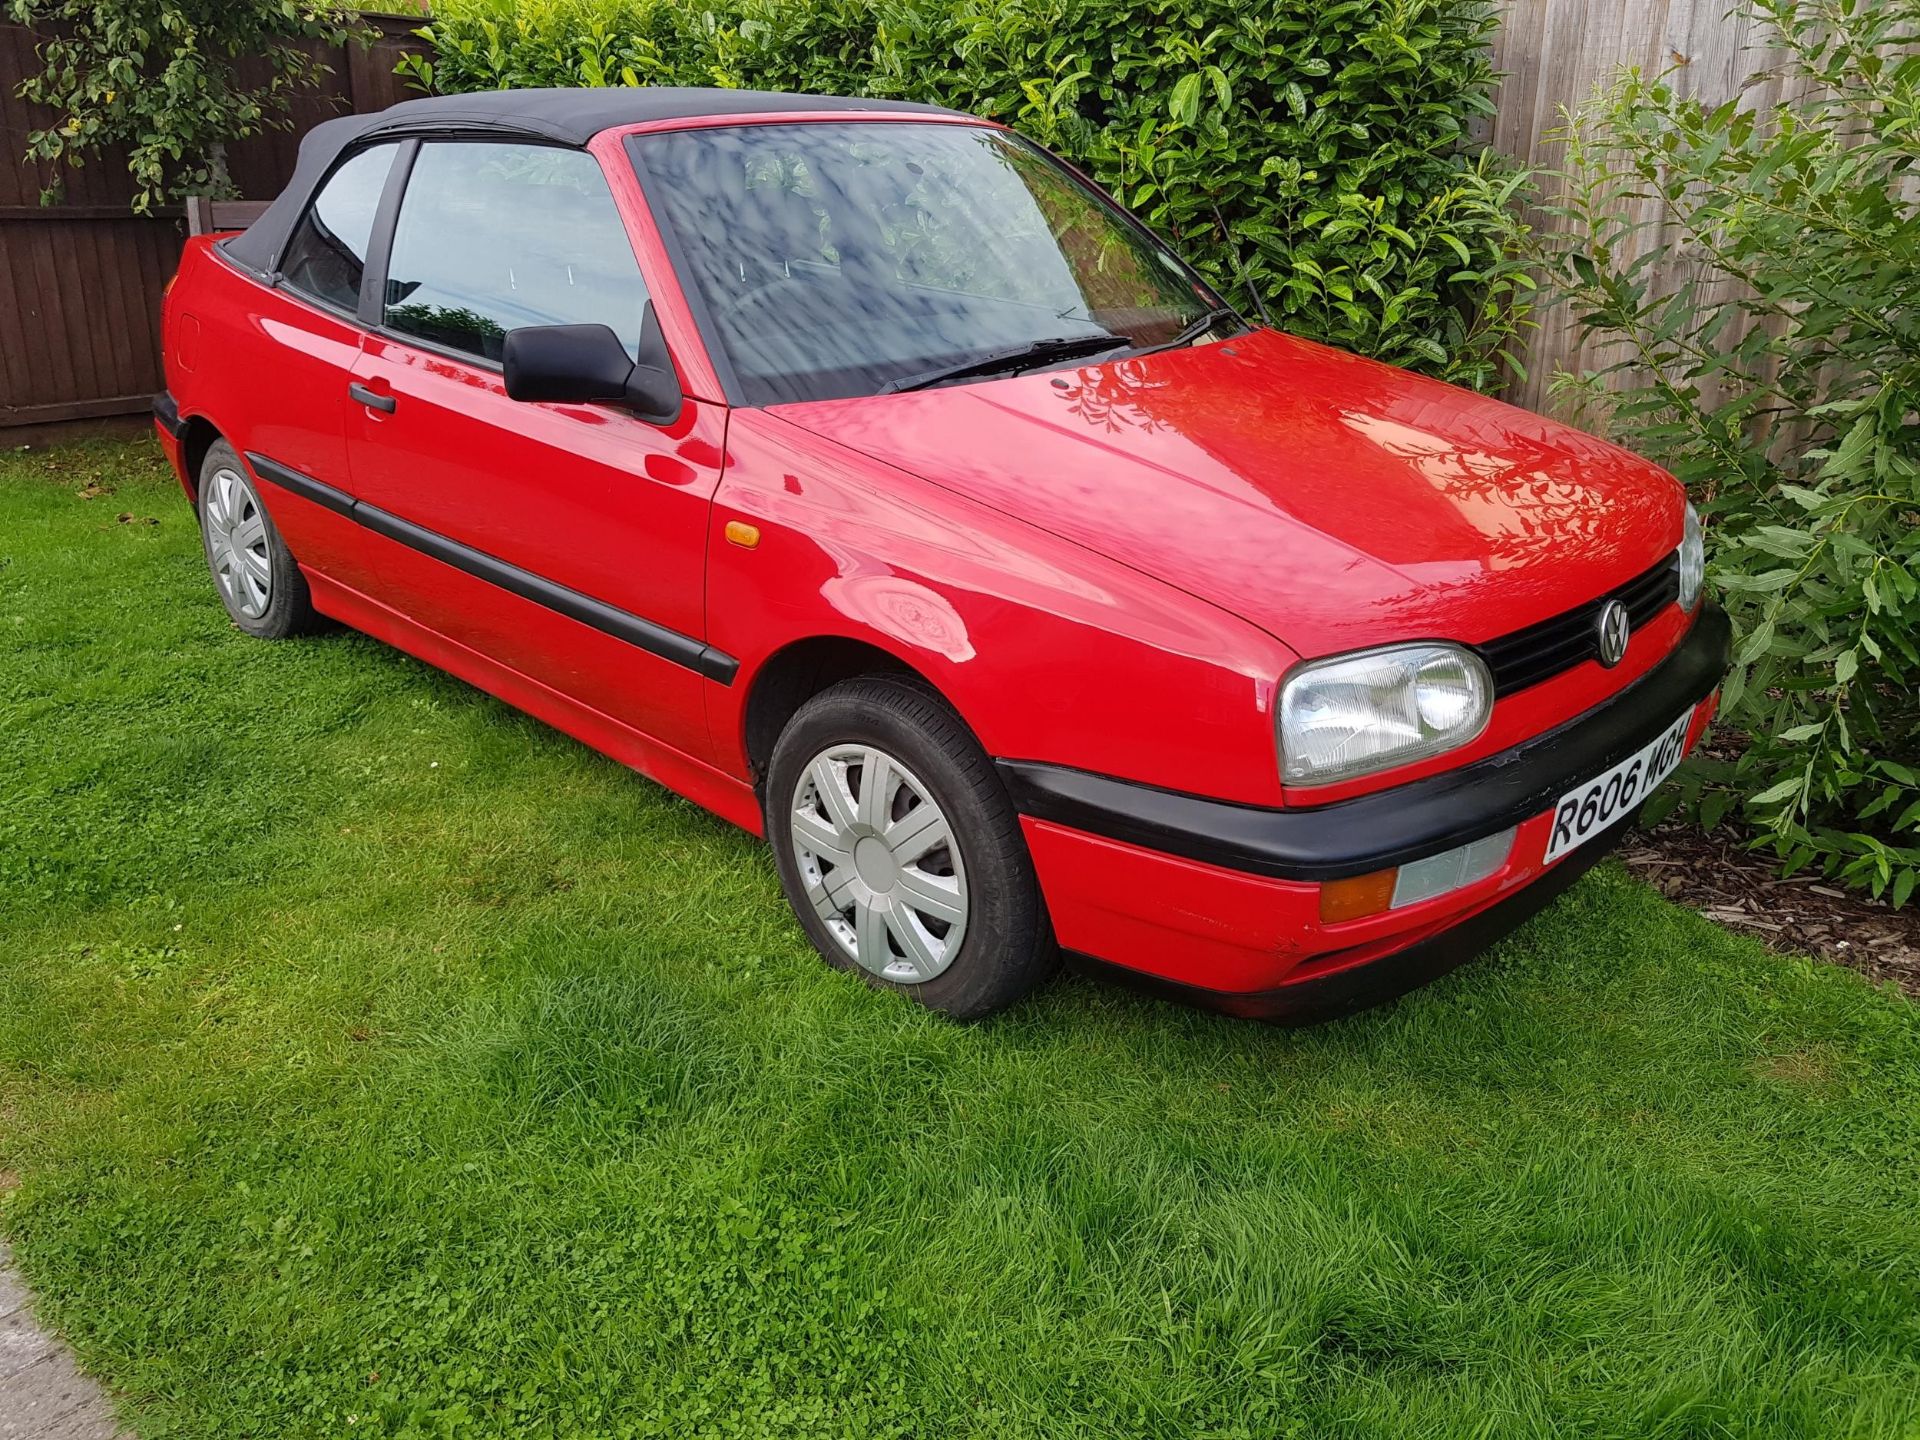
left=634, top=121, right=1225, bottom=406
left=279, top=142, right=398, bottom=313
left=382, top=142, right=649, bottom=364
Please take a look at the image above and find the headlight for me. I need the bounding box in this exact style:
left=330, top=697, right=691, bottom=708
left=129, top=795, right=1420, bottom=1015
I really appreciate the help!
left=1279, top=643, right=1492, bottom=785
left=1678, top=501, right=1704, bottom=610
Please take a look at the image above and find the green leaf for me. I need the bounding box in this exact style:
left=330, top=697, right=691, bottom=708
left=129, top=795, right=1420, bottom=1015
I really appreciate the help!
left=1750, top=776, right=1806, bottom=808
left=1169, top=72, right=1202, bottom=127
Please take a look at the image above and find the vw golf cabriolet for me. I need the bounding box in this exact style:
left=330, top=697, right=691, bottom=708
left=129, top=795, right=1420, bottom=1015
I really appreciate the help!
left=155, top=87, right=1728, bottom=1021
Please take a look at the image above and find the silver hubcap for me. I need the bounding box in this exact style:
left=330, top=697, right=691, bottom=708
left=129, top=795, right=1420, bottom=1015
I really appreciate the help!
left=204, top=466, right=272, bottom=619
left=791, top=744, right=969, bottom=984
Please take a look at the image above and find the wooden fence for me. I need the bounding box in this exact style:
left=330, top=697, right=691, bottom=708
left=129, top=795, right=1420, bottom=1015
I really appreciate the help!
left=1487, top=0, right=1807, bottom=412
left=0, top=14, right=427, bottom=433
left=0, top=4, right=1795, bottom=433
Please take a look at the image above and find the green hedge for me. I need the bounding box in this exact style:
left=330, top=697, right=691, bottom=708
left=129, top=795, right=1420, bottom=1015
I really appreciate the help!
left=1547, top=0, right=1920, bottom=903
left=401, top=0, right=1533, bottom=391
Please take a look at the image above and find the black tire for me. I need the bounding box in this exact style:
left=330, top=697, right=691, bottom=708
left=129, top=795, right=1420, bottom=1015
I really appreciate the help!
left=766, top=674, right=1056, bottom=1019
left=196, top=438, right=323, bottom=639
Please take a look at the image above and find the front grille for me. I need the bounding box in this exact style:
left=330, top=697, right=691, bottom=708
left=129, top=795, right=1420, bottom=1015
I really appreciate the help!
left=1475, top=552, right=1680, bottom=696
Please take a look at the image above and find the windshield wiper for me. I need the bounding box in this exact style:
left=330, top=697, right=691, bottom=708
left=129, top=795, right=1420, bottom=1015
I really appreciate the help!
left=1130, top=305, right=1246, bottom=358
left=878, top=332, right=1130, bottom=395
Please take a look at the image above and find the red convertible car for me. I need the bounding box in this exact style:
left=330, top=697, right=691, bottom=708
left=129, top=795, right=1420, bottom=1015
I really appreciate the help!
left=155, top=87, right=1727, bottom=1021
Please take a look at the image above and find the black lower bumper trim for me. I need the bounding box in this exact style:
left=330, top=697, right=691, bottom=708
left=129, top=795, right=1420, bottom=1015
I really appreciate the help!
left=152, top=391, right=185, bottom=440
left=1001, top=603, right=1729, bottom=882
left=1071, top=808, right=1634, bottom=1024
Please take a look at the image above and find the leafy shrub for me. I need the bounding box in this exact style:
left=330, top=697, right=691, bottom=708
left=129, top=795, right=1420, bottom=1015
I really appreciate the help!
left=1546, top=0, right=1920, bottom=902
left=401, top=0, right=1533, bottom=391
left=8, top=0, right=368, bottom=210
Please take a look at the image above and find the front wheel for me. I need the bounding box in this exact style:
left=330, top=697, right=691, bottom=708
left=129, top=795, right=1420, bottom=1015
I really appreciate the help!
left=766, top=675, right=1055, bottom=1019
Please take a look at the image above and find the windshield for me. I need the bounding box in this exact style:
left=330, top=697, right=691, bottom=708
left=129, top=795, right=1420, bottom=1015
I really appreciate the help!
left=632, top=121, right=1230, bottom=406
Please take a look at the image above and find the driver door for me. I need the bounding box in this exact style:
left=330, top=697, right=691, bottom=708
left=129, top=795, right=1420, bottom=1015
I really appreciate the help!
left=341, top=139, right=726, bottom=764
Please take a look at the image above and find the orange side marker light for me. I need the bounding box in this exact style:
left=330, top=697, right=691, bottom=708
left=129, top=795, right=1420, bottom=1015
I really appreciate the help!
left=1319, top=868, right=1399, bottom=924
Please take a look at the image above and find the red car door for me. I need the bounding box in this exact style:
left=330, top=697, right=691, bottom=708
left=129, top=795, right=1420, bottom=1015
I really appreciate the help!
left=340, top=139, right=726, bottom=765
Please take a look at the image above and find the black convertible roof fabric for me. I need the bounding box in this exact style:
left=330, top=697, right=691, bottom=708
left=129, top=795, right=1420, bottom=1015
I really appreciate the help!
left=224, top=86, right=969, bottom=273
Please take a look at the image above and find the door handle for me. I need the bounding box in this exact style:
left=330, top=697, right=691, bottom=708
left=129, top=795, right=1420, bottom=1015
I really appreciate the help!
left=348, top=382, right=396, bottom=413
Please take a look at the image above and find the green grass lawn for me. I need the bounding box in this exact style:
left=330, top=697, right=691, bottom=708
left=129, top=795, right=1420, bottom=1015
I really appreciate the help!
left=2, top=437, right=1918, bottom=1439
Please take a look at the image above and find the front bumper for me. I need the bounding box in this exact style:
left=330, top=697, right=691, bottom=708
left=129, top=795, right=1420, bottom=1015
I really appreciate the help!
left=1005, top=603, right=1732, bottom=1021
left=1067, top=809, right=1636, bottom=1023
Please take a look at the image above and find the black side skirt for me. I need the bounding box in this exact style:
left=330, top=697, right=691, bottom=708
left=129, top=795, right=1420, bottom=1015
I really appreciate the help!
left=246, top=451, right=738, bottom=685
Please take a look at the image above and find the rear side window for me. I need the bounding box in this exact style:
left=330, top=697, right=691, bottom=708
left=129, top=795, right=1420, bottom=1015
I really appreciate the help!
left=382, top=142, right=648, bottom=364
left=279, top=143, right=398, bottom=314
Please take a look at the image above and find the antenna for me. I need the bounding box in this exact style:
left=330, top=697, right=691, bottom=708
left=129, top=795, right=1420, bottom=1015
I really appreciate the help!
left=1241, top=271, right=1274, bottom=330
left=1210, top=200, right=1274, bottom=330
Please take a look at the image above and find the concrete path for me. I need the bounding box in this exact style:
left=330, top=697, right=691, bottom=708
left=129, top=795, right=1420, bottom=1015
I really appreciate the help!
left=0, top=1243, right=130, bottom=1440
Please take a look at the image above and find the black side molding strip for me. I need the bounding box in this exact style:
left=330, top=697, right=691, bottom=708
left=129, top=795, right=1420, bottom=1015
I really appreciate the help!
left=246, top=452, right=739, bottom=685
left=254, top=454, right=356, bottom=518
left=152, top=391, right=186, bottom=440
left=1000, top=603, right=1731, bottom=883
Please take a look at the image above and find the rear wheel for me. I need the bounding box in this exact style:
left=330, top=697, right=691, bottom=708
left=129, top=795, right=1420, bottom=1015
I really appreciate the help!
left=196, top=439, right=321, bottom=638
left=766, top=675, right=1055, bottom=1019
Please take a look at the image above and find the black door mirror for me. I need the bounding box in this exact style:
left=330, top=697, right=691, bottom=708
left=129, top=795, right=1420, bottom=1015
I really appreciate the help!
left=624, top=302, right=684, bottom=426
left=502, top=302, right=683, bottom=424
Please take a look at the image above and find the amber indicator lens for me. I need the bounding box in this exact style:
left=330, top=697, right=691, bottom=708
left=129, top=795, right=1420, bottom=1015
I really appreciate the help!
left=1319, top=869, right=1398, bottom=923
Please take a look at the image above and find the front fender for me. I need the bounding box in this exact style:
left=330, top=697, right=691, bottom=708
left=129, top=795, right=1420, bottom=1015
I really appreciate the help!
left=707, top=411, right=1297, bottom=807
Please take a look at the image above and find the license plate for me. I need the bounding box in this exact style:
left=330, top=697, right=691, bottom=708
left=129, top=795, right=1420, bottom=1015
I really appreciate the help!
left=1544, top=709, right=1693, bottom=864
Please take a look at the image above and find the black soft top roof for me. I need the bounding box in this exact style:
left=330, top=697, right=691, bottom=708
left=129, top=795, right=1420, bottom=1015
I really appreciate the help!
left=225, top=86, right=971, bottom=274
